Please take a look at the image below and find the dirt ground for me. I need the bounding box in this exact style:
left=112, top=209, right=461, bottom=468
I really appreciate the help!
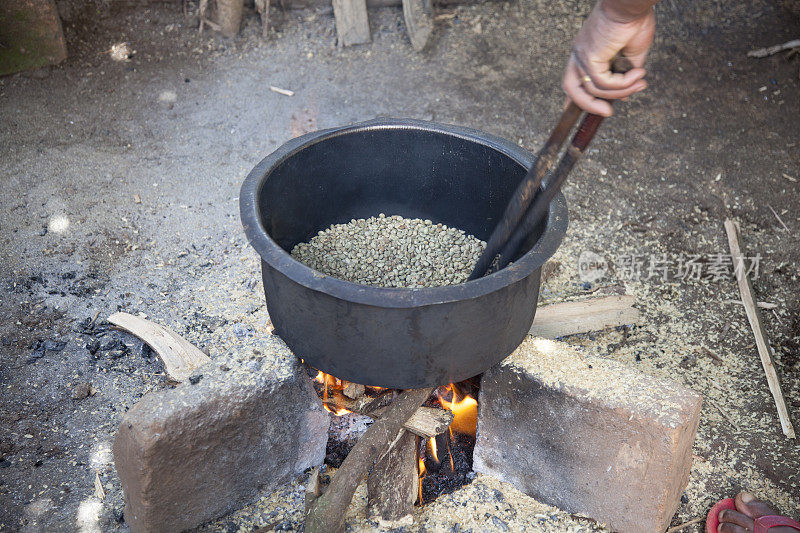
left=1, top=0, right=798, bottom=531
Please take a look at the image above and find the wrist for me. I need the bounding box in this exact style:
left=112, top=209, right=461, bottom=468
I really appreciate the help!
left=597, top=0, right=654, bottom=24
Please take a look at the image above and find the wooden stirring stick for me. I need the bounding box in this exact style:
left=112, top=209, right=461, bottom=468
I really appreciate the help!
left=468, top=102, right=582, bottom=280
left=470, top=57, right=634, bottom=278
left=493, top=111, right=608, bottom=272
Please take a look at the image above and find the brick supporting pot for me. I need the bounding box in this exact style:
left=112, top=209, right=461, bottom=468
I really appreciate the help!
left=113, top=335, right=329, bottom=533
left=474, top=337, right=702, bottom=533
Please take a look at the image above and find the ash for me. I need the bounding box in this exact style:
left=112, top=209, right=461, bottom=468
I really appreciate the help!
left=325, top=412, right=372, bottom=468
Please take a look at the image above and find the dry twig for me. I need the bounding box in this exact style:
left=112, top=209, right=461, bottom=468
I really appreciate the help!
left=700, top=346, right=723, bottom=365
left=198, top=0, right=209, bottom=33
left=269, top=86, right=295, bottom=97
left=767, top=204, right=790, bottom=231
left=94, top=472, right=106, bottom=500
left=748, top=39, right=800, bottom=58
left=666, top=517, right=703, bottom=532
left=709, top=400, right=740, bottom=432
left=255, top=0, right=270, bottom=37
left=723, top=299, right=777, bottom=310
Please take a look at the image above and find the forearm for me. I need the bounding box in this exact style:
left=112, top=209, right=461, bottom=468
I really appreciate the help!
left=598, top=0, right=658, bottom=22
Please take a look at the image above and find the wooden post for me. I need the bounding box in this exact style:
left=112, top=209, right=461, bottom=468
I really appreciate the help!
left=0, top=0, right=67, bottom=75
left=402, top=0, right=434, bottom=51
left=216, top=0, right=244, bottom=37
left=332, top=0, right=371, bottom=46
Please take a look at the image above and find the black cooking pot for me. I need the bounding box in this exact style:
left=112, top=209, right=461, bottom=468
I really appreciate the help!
left=240, top=119, right=567, bottom=388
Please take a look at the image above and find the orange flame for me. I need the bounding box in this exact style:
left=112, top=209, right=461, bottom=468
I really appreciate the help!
left=313, top=371, right=387, bottom=416
left=427, top=437, right=439, bottom=463
left=418, top=455, right=426, bottom=504
left=315, top=371, right=350, bottom=414
left=439, top=385, right=478, bottom=437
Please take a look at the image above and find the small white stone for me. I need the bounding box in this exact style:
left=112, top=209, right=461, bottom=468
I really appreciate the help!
left=158, top=90, right=178, bottom=108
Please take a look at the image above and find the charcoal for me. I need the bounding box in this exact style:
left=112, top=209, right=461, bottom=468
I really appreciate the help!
left=42, top=339, right=67, bottom=352
left=85, top=339, right=100, bottom=355
left=421, top=432, right=475, bottom=503
left=139, top=343, right=154, bottom=358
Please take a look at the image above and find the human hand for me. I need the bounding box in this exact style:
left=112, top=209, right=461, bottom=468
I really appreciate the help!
left=562, top=0, right=656, bottom=116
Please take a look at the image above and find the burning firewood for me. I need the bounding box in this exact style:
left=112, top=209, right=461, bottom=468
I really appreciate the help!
left=342, top=382, right=365, bottom=399
left=322, top=391, right=453, bottom=439
left=305, top=387, right=434, bottom=533
left=367, top=430, right=418, bottom=527
left=377, top=407, right=453, bottom=439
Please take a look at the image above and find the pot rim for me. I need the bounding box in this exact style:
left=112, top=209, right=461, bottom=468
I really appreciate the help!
left=240, top=118, right=568, bottom=309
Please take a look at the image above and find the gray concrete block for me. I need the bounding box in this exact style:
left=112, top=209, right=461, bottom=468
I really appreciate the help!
left=113, top=335, right=329, bottom=533
left=474, top=338, right=702, bottom=533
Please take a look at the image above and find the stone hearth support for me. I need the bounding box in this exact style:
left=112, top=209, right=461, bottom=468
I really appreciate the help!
left=474, top=337, right=702, bottom=533
left=113, top=335, right=329, bottom=533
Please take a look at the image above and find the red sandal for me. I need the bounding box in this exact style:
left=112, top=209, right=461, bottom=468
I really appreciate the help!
left=754, top=515, right=800, bottom=533
left=706, top=498, right=800, bottom=533
left=706, top=498, right=737, bottom=533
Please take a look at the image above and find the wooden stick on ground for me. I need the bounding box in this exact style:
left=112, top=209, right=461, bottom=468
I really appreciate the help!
left=402, top=0, right=434, bottom=52
left=306, top=387, right=434, bottom=533
left=304, top=467, right=321, bottom=512
left=108, top=312, right=211, bottom=382
left=723, top=299, right=777, bottom=309
left=254, top=0, right=270, bottom=37
left=724, top=219, right=796, bottom=438
left=367, top=430, right=418, bottom=528
left=529, top=294, right=640, bottom=339
left=748, top=39, right=800, bottom=58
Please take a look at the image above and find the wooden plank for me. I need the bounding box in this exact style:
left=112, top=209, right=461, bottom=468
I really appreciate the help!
left=529, top=295, right=640, bottom=339
left=332, top=0, right=371, bottom=46
left=108, top=312, right=212, bottom=382
left=724, top=219, right=795, bottom=438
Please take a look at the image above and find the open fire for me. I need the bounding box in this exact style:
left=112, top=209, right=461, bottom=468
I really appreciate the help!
left=311, top=370, right=479, bottom=504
